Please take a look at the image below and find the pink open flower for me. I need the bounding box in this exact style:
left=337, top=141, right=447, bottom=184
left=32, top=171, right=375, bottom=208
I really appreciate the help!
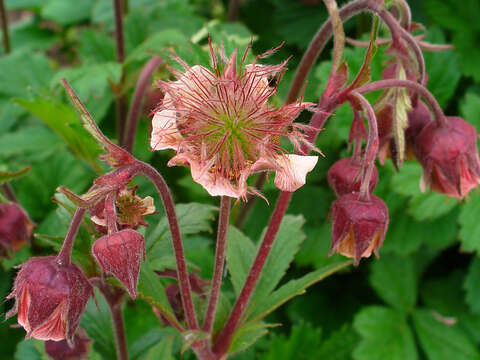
left=150, top=44, right=319, bottom=199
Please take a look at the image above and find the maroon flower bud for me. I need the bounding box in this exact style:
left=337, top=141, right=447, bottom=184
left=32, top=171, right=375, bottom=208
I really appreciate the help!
left=6, top=256, right=93, bottom=342
left=330, top=193, right=389, bottom=265
left=92, top=229, right=145, bottom=298
left=0, top=202, right=33, bottom=257
left=414, top=116, right=480, bottom=198
left=45, top=329, right=90, bottom=360
left=328, top=158, right=378, bottom=196
left=405, top=101, right=432, bottom=144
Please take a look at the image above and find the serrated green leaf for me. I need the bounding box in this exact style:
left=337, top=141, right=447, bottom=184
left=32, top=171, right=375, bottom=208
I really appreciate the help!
left=250, top=261, right=351, bottom=321
left=465, top=258, right=480, bottom=314
left=14, top=339, right=46, bottom=360
left=317, top=324, right=358, bottom=360
left=0, top=125, right=61, bottom=159
left=461, top=93, right=480, bottom=134
left=353, top=306, right=418, bottom=360
left=408, top=192, right=458, bottom=221
left=369, top=254, right=417, bottom=311
left=390, top=161, right=422, bottom=197
left=412, top=309, right=480, bottom=360
left=142, top=332, right=176, bottom=360
left=137, top=261, right=180, bottom=330
left=226, top=226, right=257, bottom=296
left=228, top=321, right=278, bottom=355
left=247, top=215, right=306, bottom=316
left=258, top=322, right=322, bottom=360
left=42, top=0, right=96, bottom=26
left=77, top=29, right=116, bottom=64
left=15, top=97, right=102, bottom=172
left=459, top=192, right=480, bottom=252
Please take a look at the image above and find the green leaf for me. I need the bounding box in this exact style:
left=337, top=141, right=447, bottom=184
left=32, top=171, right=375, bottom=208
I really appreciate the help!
left=412, top=309, right=480, bottom=360
left=353, top=306, right=418, bottom=360
left=369, top=254, right=417, bottom=311
left=0, top=166, right=30, bottom=185
left=142, top=333, right=176, bottom=360
left=0, top=52, right=52, bottom=98
left=249, top=261, right=352, bottom=321
left=461, top=93, right=480, bottom=133
left=14, top=339, right=46, bottom=360
left=77, top=29, right=116, bottom=64
left=258, top=322, right=322, bottom=360
left=465, top=258, right=480, bottom=314
left=408, top=192, right=458, bottom=221
left=15, top=97, right=102, bottom=172
left=228, top=321, right=278, bottom=355
left=81, top=290, right=116, bottom=360
left=0, top=125, right=61, bottom=159
left=51, top=63, right=122, bottom=122
left=137, top=261, right=180, bottom=330
left=317, top=324, right=359, bottom=360
left=459, top=192, right=480, bottom=252
left=226, top=226, right=257, bottom=296
left=423, top=27, right=461, bottom=107
left=147, top=203, right=217, bottom=262
left=42, top=0, right=96, bottom=26
left=248, top=215, right=306, bottom=315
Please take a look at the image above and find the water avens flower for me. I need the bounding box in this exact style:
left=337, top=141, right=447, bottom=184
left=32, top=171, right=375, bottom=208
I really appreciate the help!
left=150, top=44, right=319, bottom=199
left=327, top=157, right=378, bottom=196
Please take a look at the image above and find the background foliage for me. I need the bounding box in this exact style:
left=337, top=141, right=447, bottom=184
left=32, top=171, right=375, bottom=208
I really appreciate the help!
left=1, top=0, right=480, bottom=359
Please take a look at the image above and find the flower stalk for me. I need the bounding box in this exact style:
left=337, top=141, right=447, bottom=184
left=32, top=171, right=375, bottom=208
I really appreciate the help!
left=203, top=196, right=231, bottom=333
left=0, top=0, right=10, bottom=54
left=124, top=56, right=164, bottom=153
left=56, top=208, right=86, bottom=266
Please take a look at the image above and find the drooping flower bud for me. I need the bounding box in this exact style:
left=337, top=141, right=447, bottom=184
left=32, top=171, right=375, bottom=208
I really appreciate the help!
left=0, top=202, right=33, bottom=257
left=6, top=256, right=93, bottom=342
left=414, top=116, right=480, bottom=198
left=92, top=229, right=145, bottom=298
left=327, top=158, right=378, bottom=196
left=45, top=329, right=90, bottom=360
left=330, top=193, right=389, bottom=265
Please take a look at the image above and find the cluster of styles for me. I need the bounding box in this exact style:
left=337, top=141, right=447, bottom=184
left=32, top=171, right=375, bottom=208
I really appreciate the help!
left=1, top=0, right=480, bottom=359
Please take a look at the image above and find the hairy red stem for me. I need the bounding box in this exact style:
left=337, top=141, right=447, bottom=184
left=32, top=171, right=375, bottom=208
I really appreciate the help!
left=353, top=79, right=446, bottom=126
left=124, top=56, right=163, bottom=152
left=56, top=208, right=86, bottom=266
left=0, top=0, right=10, bottom=54
left=203, top=196, right=232, bottom=333
left=133, top=161, right=199, bottom=330
left=113, top=0, right=127, bottom=144
left=213, top=191, right=292, bottom=356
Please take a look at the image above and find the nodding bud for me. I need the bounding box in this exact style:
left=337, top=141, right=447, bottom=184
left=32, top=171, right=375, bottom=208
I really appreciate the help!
left=328, top=158, right=378, bottom=196
left=406, top=101, right=432, bottom=145
left=330, top=193, right=389, bottom=265
left=414, top=116, right=480, bottom=198
left=92, top=229, right=145, bottom=298
left=6, top=256, right=93, bottom=343
left=0, top=202, right=33, bottom=257
left=45, top=329, right=90, bottom=360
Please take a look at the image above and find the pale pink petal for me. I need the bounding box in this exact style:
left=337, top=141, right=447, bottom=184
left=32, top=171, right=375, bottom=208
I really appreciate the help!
left=274, top=155, right=318, bottom=192
left=150, top=109, right=182, bottom=151
left=168, top=154, right=242, bottom=198
left=252, top=154, right=318, bottom=192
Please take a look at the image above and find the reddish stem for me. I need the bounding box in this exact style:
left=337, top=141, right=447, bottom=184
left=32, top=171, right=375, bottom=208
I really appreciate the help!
left=1, top=183, right=17, bottom=202
left=95, top=281, right=129, bottom=360
left=113, top=0, right=127, bottom=144
left=227, top=0, right=240, bottom=21
left=203, top=196, right=231, bottom=333
left=349, top=92, right=378, bottom=200
left=104, top=192, right=118, bottom=234
left=56, top=208, right=86, bottom=266
left=133, top=161, right=199, bottom=330
left=0, top=0, right=10, bottom=54
left=353, top=79, right=446, bottom=126
left=124, top=56, right=163, bottom=153
left=213, top=191, right=292, bottom=356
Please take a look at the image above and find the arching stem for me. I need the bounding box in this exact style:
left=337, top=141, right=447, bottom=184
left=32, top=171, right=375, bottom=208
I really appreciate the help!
left=56, top=208, right=86, bottom=266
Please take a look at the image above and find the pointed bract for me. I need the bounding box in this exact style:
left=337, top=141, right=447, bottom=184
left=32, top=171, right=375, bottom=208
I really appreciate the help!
left=6, top=256, right=93, bottom=343
left=92, top=229, right=145, bottom=298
